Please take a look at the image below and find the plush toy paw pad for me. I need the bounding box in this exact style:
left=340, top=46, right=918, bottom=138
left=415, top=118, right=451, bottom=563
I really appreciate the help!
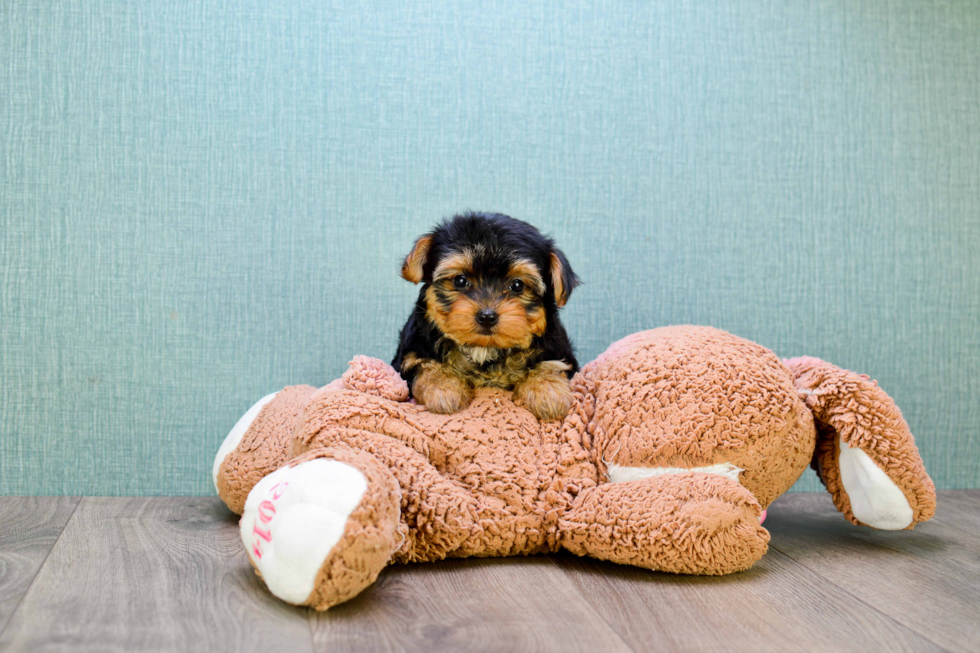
left=837, top=437, right=913, bottom=530
left=240, top=459, right=367, bottom=604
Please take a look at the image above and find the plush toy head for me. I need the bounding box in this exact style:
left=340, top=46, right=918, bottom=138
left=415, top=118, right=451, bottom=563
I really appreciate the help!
left=213, top=326, right=936, bottom=610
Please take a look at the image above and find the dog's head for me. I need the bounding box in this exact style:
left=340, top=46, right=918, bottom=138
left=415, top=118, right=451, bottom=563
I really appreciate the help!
left=401, top=212, right=579, bottom=349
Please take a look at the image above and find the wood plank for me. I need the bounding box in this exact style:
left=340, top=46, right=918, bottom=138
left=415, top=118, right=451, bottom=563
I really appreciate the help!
left=0, top=497, right=313, bottom=653
left=312, top=556, right=633, bottom=653
left=555, top=547, right=939, bottom=653
left=934, top=489, right=980, bottom=536
left=3, top=492, right=978, bottom=651
left=766, top=492, right=980, bottom=653
left=0, top=497, right=80, bottom=635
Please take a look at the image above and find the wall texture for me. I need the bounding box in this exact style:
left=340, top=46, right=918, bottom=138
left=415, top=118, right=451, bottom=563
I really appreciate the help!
left=2, top=1, right=978, bottom=496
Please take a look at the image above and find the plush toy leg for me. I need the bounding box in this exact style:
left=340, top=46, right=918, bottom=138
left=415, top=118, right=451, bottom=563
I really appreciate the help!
left=783, top=356, right=936, bottom=530
left=215, top=355, right=407, bottom=515
left=560, top=472, right=770, bottom=575
left=239, top=446, right=402, bottom=611
left=294, top=427, right=483, bottom=563
left=214, top=385, right=320, bottom=515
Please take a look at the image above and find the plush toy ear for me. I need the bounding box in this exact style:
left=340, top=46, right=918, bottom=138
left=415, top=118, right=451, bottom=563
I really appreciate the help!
left=400, top=234, right=433, bottom=284
left=549, top=249, right=580, bottom=308
left=783, top=356, right=936, bottom=530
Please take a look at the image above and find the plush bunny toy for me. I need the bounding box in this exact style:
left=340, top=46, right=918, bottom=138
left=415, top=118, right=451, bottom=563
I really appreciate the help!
left=213, top=326, right=935, bottom=610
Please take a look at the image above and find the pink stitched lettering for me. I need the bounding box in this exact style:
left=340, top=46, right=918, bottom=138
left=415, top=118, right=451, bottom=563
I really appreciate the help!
left=250, top=480, right=291, bottom=561
left=270, top=481, right=289, bottom=499
left=258, top=500, right=276, bottom=523
left=253, top=523, right=272, bottom=543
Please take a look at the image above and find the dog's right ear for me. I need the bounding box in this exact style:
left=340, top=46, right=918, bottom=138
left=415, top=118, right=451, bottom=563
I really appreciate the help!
left=549, top=248, right=580, bottom=307
left=401, top=234, right=433, bottom=284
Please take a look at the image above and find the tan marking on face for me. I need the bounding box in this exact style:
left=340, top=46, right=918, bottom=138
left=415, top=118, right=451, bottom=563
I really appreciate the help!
left=443, top=295, right=498, bottom=347
left=432, top=250, right=474, bottom=283
left=401, top=235, right=433, bottom=284
left=426, top=286, right=535, bottom=349
left=489, top=297, right=535, bottom=348
left=507, top=259, right=546, bottom=295
left=526, top=305, right=547, bottom=336
left=400, top=352, right=422, bottom=371
left=549, top=252, right=568, bottom=306
left=425, top=285, right=454, bottom=334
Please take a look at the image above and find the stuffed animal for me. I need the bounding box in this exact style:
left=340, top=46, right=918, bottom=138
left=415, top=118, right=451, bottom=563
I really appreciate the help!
left=213, top=326, right=936, bottom=610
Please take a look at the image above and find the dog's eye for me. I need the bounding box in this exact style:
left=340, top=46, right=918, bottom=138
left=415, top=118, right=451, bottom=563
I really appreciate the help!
left=509, top=279, right=525, bottom=294
left=453, top=275, right=468, bottom=289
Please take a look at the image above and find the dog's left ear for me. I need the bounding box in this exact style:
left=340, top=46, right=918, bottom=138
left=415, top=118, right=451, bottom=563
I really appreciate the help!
left=401, top=234, right=433, bottom=284
left=549, top=249, right=580, bottom=307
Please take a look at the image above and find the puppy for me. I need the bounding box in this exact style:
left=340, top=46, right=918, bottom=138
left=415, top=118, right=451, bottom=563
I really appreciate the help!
left=392, top=212, right=580, bottom=421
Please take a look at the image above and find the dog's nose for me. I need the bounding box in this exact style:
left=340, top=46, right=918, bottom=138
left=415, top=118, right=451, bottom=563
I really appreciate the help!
left=476, top=309, right=499, bottom=327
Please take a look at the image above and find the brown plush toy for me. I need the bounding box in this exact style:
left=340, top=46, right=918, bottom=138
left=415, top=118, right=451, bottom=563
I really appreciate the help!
left=213, top=326, right=936, bottom=610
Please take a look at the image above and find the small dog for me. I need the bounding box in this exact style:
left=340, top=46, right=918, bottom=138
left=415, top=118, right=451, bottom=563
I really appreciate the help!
left=392, top=212, right=580, bottom=421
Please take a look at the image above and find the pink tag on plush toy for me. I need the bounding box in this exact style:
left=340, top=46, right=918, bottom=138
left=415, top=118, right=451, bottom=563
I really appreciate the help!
left=759, top=509, right=767, bottom=525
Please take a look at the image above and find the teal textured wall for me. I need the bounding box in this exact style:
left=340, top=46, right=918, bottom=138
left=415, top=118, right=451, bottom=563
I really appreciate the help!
left=2, top=1, right=978, bottom=496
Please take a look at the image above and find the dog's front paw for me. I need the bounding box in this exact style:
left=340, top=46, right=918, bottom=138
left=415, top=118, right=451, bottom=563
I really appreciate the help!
left=412, top=365, right=473, bottom=414
left=515, top=361, right=573, bottom=421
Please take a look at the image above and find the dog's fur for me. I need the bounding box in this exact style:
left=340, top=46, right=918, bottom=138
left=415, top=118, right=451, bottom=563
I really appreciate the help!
left=392, top=212, right=580, bottom=420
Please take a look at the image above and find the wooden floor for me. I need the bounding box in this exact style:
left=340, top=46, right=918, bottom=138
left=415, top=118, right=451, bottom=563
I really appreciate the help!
left=0, top=491, right=977, bottom=653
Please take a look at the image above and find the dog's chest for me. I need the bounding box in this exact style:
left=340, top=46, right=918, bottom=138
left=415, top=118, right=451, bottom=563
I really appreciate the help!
left=460, top=345, right=497, bottom=365
left=450, top=346, right=537, bottom=390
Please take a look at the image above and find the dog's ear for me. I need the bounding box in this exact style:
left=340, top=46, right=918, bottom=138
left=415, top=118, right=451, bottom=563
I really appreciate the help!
left=549, top=248, right=580, bottom=307
left=401, top=234, right=433, bottom=284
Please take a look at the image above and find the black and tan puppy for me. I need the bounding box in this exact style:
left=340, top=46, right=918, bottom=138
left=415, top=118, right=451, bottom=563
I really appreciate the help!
left=392, top=212, right=580, bottom=421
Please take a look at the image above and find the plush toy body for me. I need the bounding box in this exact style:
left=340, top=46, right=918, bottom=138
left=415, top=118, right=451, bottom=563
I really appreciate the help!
left=213, top=326, right=936, bottom=610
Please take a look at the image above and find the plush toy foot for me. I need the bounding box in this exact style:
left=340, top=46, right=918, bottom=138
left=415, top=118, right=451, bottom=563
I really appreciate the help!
left=784, top=356, right=936, bottom=530
left=240, top=448, right=402, bottom=610
left=561, top=471, right=770, bottom=575
left=214, top=385, right=319, bottom=514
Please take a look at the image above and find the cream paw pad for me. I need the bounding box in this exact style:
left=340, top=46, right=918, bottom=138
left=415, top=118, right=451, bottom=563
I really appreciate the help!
left=240, top=459, right=368, bottom=605
left=238, top=447, right=405, bottom=610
